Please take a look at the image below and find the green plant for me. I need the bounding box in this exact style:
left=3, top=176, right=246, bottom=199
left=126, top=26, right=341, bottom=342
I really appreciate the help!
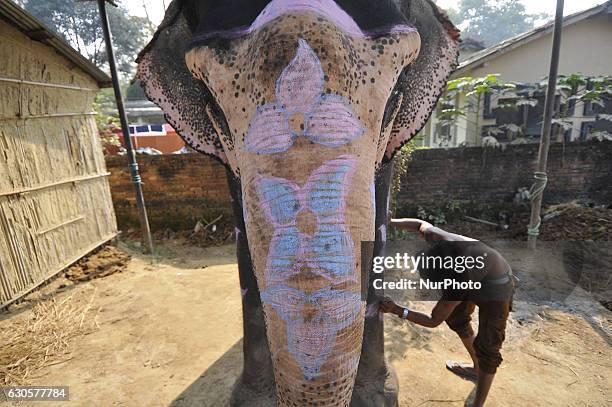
left=417, top=206, right=447, bottom=225
left=448, top=0, right=549, bottom=46
left=435, top=73, right=612, bottom=144
left=511, top=74, right=612, bottom=141
left=390, top=139, right=423, bottom=216
left=19, top=0, right=148, bottom=77
left=93, top=90, right=122, bottom=154
left=94, top=90, right=119, bottom=128
left=446, top=200, right=465, bottom=214
left=436, top=75, right=516, bottom=145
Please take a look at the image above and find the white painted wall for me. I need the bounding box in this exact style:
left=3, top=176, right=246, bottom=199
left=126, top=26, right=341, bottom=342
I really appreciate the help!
left=467, top=14, right=612, bottom=82
left=423, top=12, right=612, bottom=147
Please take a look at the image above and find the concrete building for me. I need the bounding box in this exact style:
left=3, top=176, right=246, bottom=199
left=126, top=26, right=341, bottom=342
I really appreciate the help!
left=122, top=80, right=186, bottom=154
left=421, top=1, right=612, bottom=148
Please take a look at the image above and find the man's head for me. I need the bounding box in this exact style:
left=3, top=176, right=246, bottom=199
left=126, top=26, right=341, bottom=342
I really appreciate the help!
left=417, top=241, right=462, bottom=283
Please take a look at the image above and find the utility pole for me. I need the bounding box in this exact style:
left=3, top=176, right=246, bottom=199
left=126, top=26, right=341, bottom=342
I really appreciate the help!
left=527, top=0, right=565, bottom=249
left=85, top=0, right=154, bottom=253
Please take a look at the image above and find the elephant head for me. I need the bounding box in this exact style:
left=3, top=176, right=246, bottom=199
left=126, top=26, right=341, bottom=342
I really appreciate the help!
left=137, top=1, right=459, bottom=405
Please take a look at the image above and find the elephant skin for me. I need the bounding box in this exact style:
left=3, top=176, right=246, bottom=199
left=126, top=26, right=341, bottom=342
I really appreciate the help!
left=137, top=1, right=459, bottom=406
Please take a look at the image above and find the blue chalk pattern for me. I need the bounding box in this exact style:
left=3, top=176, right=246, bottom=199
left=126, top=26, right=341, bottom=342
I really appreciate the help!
left=260, top=284, right=362, bottom=380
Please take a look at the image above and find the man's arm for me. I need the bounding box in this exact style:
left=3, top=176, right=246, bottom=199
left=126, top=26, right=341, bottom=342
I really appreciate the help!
left=380, top=297, right=461, bottom=328
left=390, top=218, right=432, bottom=235
left=391, top=218, right=477, bottom=242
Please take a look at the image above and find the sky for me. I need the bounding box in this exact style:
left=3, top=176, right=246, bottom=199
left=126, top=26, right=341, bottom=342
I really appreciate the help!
left=126, top=0, right=606, bottom=26
left=126, top=0, right=166, bottom=25
left=436, top=0, right=604, bottom=15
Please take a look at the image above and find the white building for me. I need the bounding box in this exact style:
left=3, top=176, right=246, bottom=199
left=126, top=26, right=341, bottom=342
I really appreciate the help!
left=420, top=1, right=612, bottom=148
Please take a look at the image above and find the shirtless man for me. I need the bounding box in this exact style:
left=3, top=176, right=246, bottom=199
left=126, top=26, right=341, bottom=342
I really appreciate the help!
left=380, top=218, right=514, bottom=407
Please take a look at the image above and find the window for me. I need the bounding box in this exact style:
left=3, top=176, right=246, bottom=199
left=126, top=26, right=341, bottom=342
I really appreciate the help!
left=127, top=124, right=167, bottom=136
left=436, top=122, right=452, bottom=138
left=483, top=93, right=495, bottom=119
left=495, top=98, right=523, bottom=125
left=582, top=81, right=611, bottom=117
left=434, top=100, right=456, bottom=144
left=583, top=102, right=598, bottom=117
left=565, top=97, right=576, bottom=117
left=583, top=82, right=596, bottom=116
left=580, top=121, right=595, bottom=140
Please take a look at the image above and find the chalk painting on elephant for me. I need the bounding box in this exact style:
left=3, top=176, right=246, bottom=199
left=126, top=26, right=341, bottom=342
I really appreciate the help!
left=137, top=0, right=460, bottom=405
left=184, top=10, right=421, bottom=403
left=240, top=39, right=376, bottom=401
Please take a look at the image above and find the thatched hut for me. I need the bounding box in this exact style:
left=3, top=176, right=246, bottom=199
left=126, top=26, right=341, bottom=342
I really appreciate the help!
left=0, top=0, right=117, bottom=307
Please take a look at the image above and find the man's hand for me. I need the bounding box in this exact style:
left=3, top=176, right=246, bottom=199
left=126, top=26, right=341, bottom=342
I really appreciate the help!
left=391, top=218, right=433, bottom=237
left=380, top=297, right=404, bottom=317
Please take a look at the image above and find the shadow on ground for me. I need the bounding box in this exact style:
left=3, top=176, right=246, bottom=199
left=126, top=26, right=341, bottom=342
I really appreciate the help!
left=171, top=339, right=243, bottom=407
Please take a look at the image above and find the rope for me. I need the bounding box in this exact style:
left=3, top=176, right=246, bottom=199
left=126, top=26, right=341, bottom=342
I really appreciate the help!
left=527, top=171, right=548, bottom=237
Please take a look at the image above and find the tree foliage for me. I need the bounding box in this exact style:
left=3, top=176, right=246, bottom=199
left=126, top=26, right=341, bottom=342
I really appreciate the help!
left=436, top=74, right=516, bottom=143
left=435, top=74, right=612, bottom=144
left=538, top=74, right=612, bottom=140
left=446, top=0, right=549, bottom=46
left=18, top=0, right=147, bottom=77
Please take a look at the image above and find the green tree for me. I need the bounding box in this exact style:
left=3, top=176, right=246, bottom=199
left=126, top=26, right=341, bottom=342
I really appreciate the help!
left=436, top=74, right=517, bottom=144
left=18, top=0, right=147, bottom=77
left=451, top=0, right=548, bottom=46
left=436, top=74, right=612, bottom=144
left=542, top=74, right=612, bottom=141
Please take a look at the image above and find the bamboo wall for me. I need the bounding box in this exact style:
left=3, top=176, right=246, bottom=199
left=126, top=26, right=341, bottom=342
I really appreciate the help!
left=0, top=19, right=118, bottom=307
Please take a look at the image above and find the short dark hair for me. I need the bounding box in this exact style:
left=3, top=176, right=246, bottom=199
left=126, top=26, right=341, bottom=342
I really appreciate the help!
left=418, top=241, right=462, bottom=283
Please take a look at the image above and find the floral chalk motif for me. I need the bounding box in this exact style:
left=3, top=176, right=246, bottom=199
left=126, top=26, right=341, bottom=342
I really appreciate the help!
left=261, top=284, right=362, bottom=380
left=255, top=155, right=357, bottom=286
left=254, top=154, right=367, bottom=379
left=244, top=39, right=364, bottom=154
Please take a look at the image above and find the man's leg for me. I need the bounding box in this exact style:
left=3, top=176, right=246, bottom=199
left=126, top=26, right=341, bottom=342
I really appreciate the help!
left=471, top=300, right=511, bottom=406
left=473, top=371, right=495, bottom=407
left=445, top=302, right=478, bottom=379
left=459, top=334, right=479, bottom=372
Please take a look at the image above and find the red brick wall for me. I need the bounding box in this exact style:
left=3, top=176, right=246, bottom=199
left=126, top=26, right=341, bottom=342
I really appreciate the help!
left=106, top=142, right=612, bottom=231
left=106, top=154, right=232, bottom=231
left=398, top=141, right=612, bottom=208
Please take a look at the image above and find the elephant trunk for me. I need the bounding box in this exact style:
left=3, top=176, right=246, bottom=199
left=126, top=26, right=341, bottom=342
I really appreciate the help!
left=239, top=152, right=373, bottom=405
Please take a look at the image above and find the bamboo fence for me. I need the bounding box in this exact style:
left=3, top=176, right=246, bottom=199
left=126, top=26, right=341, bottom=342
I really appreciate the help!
left=0, top=18, right=118, bottom=307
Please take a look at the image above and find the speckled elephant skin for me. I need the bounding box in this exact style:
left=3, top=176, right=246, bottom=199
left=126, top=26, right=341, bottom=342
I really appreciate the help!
left=137, top=1, right=459, bottom=406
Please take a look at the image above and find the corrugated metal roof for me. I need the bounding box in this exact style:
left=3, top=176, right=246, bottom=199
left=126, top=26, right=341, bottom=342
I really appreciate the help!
left=455, top=0, right=612, bottom=77
left=0, top=0, right=112, bottom=87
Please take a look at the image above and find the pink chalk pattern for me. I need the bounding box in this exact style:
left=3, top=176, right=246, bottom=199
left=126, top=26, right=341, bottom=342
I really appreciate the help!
left=244, top=39, right=364, bottom=154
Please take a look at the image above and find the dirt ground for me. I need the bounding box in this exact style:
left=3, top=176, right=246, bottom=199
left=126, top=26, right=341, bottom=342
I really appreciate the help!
left=1, top=239, right=610, bottom=407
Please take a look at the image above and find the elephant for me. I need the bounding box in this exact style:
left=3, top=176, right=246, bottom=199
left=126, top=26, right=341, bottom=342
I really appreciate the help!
left=136, top=1, right=459, bottom=406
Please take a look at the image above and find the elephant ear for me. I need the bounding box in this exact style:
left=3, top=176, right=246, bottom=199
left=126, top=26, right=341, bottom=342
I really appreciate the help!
left=136, top=0, right=229, bottom=165
left=383, top=0, right=460, bottom=161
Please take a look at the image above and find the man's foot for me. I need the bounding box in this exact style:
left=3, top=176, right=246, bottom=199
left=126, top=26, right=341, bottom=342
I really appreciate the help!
left=445, top=360, right=478, bottom=382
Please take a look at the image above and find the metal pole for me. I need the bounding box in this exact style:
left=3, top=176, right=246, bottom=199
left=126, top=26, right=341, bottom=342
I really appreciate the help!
left=95, top=0, right=154, bottom=253
left=527, top=0, right=564, bottom=249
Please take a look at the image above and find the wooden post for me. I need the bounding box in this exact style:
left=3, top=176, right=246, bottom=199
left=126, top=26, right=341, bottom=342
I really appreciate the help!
left=527, top=0, right=565, bottom=249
